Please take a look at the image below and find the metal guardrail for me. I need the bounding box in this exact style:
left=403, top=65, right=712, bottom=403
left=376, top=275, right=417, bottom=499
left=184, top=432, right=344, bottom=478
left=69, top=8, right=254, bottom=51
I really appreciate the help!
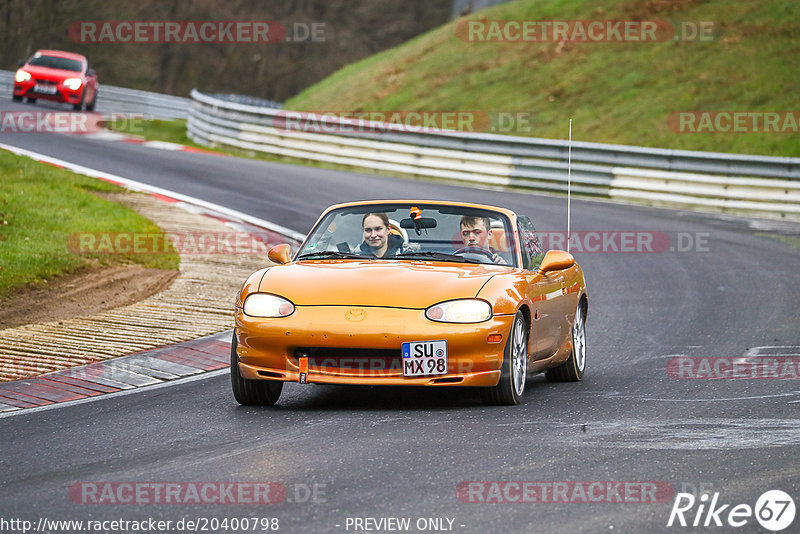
left=205, top=93, right=282, bottom=110
left=1, top=69, right=190, bottom=119
left=4, top=69, right=797, bottom=218
left=187, top=89, right=800, bottom=219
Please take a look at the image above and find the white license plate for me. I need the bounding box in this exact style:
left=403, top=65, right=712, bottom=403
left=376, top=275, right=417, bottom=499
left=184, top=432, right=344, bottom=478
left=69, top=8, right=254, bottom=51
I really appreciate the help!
left=402, top=340, right=447, bottom=377
left=34, top=84, right=57, bottom=95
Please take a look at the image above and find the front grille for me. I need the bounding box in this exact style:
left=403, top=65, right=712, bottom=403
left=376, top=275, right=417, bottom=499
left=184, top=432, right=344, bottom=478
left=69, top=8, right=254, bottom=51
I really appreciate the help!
left=294, top=347, right=403, bottom=372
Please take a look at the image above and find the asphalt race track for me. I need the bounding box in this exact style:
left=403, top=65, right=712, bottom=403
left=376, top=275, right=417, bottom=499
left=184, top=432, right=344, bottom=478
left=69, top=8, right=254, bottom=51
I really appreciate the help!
left=1, top=100, right=799, bottom=533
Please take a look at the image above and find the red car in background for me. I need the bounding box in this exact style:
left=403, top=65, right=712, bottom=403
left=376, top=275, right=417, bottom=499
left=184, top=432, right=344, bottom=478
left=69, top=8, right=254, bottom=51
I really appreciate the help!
left=13, top=50, right=98, bottom=111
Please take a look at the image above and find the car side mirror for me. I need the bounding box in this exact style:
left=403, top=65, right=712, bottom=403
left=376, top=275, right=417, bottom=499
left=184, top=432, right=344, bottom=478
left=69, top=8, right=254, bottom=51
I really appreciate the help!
left=537, top=250, right=575, bottom=273
left=268, top=244, right=292, bottom=265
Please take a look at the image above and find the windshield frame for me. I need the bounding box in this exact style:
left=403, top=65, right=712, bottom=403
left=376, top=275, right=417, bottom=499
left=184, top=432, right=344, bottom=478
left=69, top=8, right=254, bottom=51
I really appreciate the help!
left=295, top=202, right=520, bottom=267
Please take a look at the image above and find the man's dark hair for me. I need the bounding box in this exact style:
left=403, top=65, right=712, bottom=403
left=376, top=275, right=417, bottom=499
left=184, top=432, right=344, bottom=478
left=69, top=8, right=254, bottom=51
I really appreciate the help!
left=459, top=215, right=491, bottom=231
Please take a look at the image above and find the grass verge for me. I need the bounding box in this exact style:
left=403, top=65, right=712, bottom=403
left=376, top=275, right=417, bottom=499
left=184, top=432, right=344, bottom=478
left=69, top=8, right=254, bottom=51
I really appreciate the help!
left=0, top=149, right=179, bottom=298
left=112, top=118, right=198, bottom=146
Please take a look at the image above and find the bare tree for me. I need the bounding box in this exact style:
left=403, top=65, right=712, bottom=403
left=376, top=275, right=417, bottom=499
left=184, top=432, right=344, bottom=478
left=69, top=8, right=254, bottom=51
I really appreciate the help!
left=0, top=0, right=450, bottom=102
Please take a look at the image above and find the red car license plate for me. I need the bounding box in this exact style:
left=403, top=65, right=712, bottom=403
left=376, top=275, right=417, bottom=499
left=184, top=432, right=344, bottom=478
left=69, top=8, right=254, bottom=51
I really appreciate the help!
left=34, top=84, right=57, bottom=95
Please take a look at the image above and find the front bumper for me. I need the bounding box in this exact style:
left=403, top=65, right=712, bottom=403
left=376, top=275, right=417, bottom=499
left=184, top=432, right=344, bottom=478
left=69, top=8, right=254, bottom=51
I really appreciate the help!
left=235, top=306, right=515, bottom=387
left=14, top=81, right=83, bottom=104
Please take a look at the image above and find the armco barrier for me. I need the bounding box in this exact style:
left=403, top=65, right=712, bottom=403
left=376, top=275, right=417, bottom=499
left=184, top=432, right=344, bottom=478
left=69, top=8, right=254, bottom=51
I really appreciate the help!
left=1, top=69, right=190, bottom=119
left=187, top=90, right=800, bottom=220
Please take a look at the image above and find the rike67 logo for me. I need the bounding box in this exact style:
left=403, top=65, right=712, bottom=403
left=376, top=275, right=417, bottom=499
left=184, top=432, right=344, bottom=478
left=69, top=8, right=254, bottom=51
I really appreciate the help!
left=667, top=490, right=795, bottom=531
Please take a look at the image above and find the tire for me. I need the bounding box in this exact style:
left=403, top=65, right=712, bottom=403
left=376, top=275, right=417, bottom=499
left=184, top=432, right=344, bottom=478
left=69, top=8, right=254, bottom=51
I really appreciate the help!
left=12, top=94, right=22, bottom=102
left=73, top=91, right=85, bottom=111
left=26, top=97, right=36, bottom=104
left=481, top=311, right=528, bottom=406
left=546, top=300, right=586, bottom=382
left=230, top=332, right=283, bottom=406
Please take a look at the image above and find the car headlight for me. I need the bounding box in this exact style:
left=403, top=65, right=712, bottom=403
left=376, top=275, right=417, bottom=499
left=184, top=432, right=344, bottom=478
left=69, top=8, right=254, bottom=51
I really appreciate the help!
left=63, top=78, right=82, bottom=90
left=243, top=293, right=295, bottom=318
left=425, top=299, right=492, bottom=323
left=15, top=70, right=31, bottom=83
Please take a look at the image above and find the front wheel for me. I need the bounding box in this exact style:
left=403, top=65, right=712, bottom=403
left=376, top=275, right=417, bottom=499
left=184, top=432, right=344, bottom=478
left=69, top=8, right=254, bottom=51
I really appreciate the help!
left=546, top=301, right=586, bottom=382
left=73, top=91, right=85, bottom=111
left=12, top=94, right=22, bottom=102
left=230, top=333, right=283, bottom=405
left=481, top=311, right=528, bottom=405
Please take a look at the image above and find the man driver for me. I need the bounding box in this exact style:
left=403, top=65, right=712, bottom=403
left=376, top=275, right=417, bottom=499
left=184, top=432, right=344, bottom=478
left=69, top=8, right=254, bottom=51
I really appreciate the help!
left=459, top=215, right=507, bottom=265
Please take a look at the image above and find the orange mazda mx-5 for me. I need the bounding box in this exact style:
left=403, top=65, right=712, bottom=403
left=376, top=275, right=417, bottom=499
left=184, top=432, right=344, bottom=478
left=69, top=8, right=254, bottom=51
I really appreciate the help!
left=232, top=200, right=588, bottom=406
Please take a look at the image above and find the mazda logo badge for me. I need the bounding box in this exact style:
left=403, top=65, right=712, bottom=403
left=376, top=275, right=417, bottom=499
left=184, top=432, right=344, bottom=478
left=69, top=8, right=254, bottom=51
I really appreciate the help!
left=345, top=309, right=366, bottom=322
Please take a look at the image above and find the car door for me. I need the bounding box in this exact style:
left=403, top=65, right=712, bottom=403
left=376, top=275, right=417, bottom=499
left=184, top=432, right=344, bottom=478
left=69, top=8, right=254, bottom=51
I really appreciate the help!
left=518, top=216, right=565, bottom=359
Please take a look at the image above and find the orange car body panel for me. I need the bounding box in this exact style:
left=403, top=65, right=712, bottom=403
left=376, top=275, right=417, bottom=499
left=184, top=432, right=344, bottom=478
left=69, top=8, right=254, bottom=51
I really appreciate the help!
left=258, top=260, right=508, bottom=308
left=236, top=305, right=513, bottom=386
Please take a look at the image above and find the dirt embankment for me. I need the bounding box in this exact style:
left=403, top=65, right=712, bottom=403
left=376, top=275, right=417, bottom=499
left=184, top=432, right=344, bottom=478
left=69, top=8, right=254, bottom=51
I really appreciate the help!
left=0, top=265, right=178, bottom=330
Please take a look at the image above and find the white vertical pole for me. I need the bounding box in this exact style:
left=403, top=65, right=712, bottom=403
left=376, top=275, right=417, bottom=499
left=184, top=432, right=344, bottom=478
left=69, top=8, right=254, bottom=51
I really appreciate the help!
left=567, top=119, right=572, bottom=253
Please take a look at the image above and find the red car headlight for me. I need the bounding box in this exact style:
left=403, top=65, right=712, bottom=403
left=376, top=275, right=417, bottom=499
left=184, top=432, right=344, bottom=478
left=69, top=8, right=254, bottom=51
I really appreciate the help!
left=63, top=78, right=83, bottom=90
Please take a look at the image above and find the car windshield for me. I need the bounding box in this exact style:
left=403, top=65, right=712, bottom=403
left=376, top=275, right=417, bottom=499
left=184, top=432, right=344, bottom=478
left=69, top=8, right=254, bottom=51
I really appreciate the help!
left=28, top=54, right=82, bottom=72
left=297, top=203, right=517, bottom=266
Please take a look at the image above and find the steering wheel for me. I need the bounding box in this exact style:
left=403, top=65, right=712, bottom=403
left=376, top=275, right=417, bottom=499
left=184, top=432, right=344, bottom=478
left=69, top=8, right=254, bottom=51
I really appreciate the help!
left=453, top=246, right=496, bottom=262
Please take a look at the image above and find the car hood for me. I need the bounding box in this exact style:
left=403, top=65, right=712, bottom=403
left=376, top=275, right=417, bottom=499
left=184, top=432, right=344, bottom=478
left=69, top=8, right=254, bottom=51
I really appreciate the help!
left=22, top=65, right=81, bottom=81
left=259, top=260, right=501, bottom=308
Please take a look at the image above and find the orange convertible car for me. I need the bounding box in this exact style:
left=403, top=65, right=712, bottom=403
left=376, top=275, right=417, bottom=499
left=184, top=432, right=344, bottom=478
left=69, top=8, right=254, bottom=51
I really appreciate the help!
left=232, top=200, right=588, bottom=406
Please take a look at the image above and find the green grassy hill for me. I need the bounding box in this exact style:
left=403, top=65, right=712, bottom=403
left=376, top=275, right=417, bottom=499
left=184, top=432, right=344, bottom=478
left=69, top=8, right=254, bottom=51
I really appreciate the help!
left=286, top=0, right=800, bottom=157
